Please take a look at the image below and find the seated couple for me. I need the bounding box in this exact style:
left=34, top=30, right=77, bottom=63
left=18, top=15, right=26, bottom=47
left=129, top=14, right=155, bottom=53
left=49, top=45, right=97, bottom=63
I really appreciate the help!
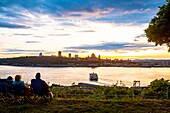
left=9, top=73, right=53, bottom=98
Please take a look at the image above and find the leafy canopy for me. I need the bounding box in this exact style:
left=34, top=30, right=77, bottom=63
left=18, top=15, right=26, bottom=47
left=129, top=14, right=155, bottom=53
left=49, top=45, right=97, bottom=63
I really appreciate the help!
left=145, top=0, right=170, bottom=51
left=149, top=78, right=170, bottom=91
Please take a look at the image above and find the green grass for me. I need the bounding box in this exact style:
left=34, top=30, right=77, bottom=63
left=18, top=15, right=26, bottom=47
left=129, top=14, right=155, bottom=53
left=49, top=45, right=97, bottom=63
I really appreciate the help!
left=1, top=78, right=170, bottom=113
left=1, top=98, right=170, bottom=113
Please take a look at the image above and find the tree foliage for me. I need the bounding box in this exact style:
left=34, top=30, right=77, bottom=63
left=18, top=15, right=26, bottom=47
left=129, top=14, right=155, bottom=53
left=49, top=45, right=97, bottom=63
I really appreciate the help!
left=149, top=78, right=170, bottom=91
left=143, top=78, right=170, bottom=98
left=145, top=0, right=170, bottom=51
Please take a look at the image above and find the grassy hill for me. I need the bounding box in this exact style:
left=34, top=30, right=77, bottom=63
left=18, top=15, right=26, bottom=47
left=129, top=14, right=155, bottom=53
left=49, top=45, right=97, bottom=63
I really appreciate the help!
left=1, top=78, right=170, bottom=113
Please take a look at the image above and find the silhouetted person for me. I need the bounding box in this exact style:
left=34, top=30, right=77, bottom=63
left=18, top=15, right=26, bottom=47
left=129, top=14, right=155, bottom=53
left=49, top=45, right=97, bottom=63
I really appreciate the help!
left=7, top=76, right=13, bottom=92
left=7, top=76, right=13, bottom=85
left=35, top=72, right=51, bottom=97
left=12, top=75, right=27, bottom=95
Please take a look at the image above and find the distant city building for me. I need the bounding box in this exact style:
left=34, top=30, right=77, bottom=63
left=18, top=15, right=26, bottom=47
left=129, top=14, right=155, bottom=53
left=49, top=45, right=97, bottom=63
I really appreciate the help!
left=75, top=55, right=79, bottom=59
left=98, top=55, right=101, bottom=59
left=58, top=51, right=62, bottom=57
left=85, top=53, right=99, bottom=61
left=69, top=53, right=71, bottom=58
left=91, top=53, right=96, bottom=58
left=39, top=52, right=43, bottom=56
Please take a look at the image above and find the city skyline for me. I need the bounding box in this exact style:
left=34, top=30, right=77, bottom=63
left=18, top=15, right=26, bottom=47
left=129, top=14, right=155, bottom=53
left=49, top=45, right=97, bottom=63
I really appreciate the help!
left=46, top=51, right=101, bottom=59
left=0, top=0, right=169, bottom=60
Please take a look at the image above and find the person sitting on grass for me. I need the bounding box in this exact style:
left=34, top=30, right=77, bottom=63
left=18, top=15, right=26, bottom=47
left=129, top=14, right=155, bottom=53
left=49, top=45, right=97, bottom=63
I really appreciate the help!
left=12, top=75, right=27, bottom=95
left=6, top=76, right=13, bottom=93
left=34, top=72, right=53, bottom=98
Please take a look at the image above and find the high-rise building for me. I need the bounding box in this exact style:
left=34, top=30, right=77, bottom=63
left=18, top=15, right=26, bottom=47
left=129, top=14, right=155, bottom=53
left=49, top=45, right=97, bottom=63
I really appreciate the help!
left=75, top=55, right=78, bottom=59
left=39, top=52, right=43, bottom=56
left=58, top=51, right=62, bottom=57
left=69, top=53, right=71, bottom=58
left=91, top=53, right=96, bottom=58
left=98, top=55, right=101, bottom=59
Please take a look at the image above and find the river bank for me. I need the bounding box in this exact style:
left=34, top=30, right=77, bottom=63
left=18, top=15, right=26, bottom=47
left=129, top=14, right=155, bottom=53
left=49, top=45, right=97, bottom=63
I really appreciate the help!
left=1, top=64, right=170, bottom=68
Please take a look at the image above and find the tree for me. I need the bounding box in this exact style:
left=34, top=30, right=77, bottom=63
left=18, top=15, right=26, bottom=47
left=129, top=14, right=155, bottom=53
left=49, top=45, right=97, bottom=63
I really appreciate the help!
left=143, top=78, right=170, bottom=98
left=145, top=0, right=170, bottom=51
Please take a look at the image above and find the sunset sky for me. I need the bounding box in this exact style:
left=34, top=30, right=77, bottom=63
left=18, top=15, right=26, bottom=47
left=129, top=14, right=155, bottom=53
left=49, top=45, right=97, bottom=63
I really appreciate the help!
left=0, top=0, right=169, bottom=59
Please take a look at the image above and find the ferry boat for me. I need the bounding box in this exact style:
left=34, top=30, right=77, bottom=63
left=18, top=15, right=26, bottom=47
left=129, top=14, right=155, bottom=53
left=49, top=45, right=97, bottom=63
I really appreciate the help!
left=89, top=72, right=98, bottom=81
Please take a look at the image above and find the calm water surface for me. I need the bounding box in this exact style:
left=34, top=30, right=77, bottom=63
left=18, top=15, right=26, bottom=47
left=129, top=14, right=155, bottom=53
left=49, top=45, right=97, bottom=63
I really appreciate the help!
left=0, top=65, right=169, bottom=87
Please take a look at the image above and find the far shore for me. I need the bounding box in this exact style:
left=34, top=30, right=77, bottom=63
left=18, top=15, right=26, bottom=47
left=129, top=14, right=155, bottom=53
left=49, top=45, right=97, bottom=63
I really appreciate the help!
left=1, top=64, right=170, bottom=68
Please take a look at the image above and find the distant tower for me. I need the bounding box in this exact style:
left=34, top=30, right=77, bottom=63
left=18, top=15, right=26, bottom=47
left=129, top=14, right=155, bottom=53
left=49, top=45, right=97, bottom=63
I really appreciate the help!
left=91, top=53, right=96, bottom=58
left=98, top=55, right=101, bottom=59
left=75, top=55, right=79, bottom=59
left=58, top=51, right=62, bottom=57
left=39, top=52, right=43, bottom=56
left=69, top=53, right=71, bottom=58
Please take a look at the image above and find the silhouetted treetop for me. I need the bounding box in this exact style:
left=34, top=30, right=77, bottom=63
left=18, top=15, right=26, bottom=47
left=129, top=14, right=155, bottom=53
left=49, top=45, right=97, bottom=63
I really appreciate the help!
left=145, top=0, right=170, bottom=51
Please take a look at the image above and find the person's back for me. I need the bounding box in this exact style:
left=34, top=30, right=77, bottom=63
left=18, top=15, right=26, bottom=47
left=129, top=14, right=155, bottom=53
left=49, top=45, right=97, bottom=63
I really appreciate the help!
left=31, top=79, right=43, bottom=96
left=32, top=72, right=52, bottom=97
left=7, top=76, right=13, bottom=93
left=12, top=75, right=27, bottom=95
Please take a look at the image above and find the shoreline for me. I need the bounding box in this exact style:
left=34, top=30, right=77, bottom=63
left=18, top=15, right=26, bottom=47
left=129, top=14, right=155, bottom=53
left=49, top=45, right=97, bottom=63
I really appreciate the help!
left=0, top=64, right=170, bottom=68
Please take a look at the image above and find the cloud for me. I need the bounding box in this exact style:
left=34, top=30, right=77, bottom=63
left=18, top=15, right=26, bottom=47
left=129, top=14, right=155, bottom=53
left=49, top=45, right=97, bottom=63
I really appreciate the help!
left=114, top=50, right=128, bottom=54
left=63, top=49, right=89, bottom=53
left=25, top=41, right=41, bottom=43
left=48, top=34, right=70, bottom=36
left=44, top=51, right=57, bottom=55
left=2, top=49, right=62, bottom=55
left=59, top=22, right=79, bottom=26
left=135, top=34, right=146, bottom=39
left=33, top=36, right=45, bottom=38
left=54, top=28, right=64, bottom=30
left=0, top=1, right=167, bottom=58
left=134, top=34, right=146, bottom=41
left=0, top=22, right=30, bottom=28
left=3, top=49, right=45, bottom=54
left=90, top=9, right=154, bottom=24
left=79, top=30, right=95, bottom=32
left=62, top=50, right=80, bottom=53
left=65, top=42, right=154, bottom=51
left=0, top=0, right=166, bottom=26
left=13, top=33, right=32, bottom=36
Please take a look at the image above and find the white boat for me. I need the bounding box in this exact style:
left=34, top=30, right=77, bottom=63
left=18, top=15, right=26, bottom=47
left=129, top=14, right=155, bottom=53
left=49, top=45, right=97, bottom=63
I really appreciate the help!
left=89, top=72, right=98, bottom=81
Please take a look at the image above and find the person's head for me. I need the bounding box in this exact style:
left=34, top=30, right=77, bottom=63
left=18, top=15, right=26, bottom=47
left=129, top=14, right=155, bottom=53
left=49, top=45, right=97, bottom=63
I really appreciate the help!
left=35, top=72, right=41, bottom=79
left=7, top=76, right=13, bottom=81
left=15, top=75, right=21, bottom=81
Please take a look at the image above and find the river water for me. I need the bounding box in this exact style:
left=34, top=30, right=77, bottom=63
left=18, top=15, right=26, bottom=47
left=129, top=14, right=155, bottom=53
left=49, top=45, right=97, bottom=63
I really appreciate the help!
left=0, top=65, right=169, bottom=87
